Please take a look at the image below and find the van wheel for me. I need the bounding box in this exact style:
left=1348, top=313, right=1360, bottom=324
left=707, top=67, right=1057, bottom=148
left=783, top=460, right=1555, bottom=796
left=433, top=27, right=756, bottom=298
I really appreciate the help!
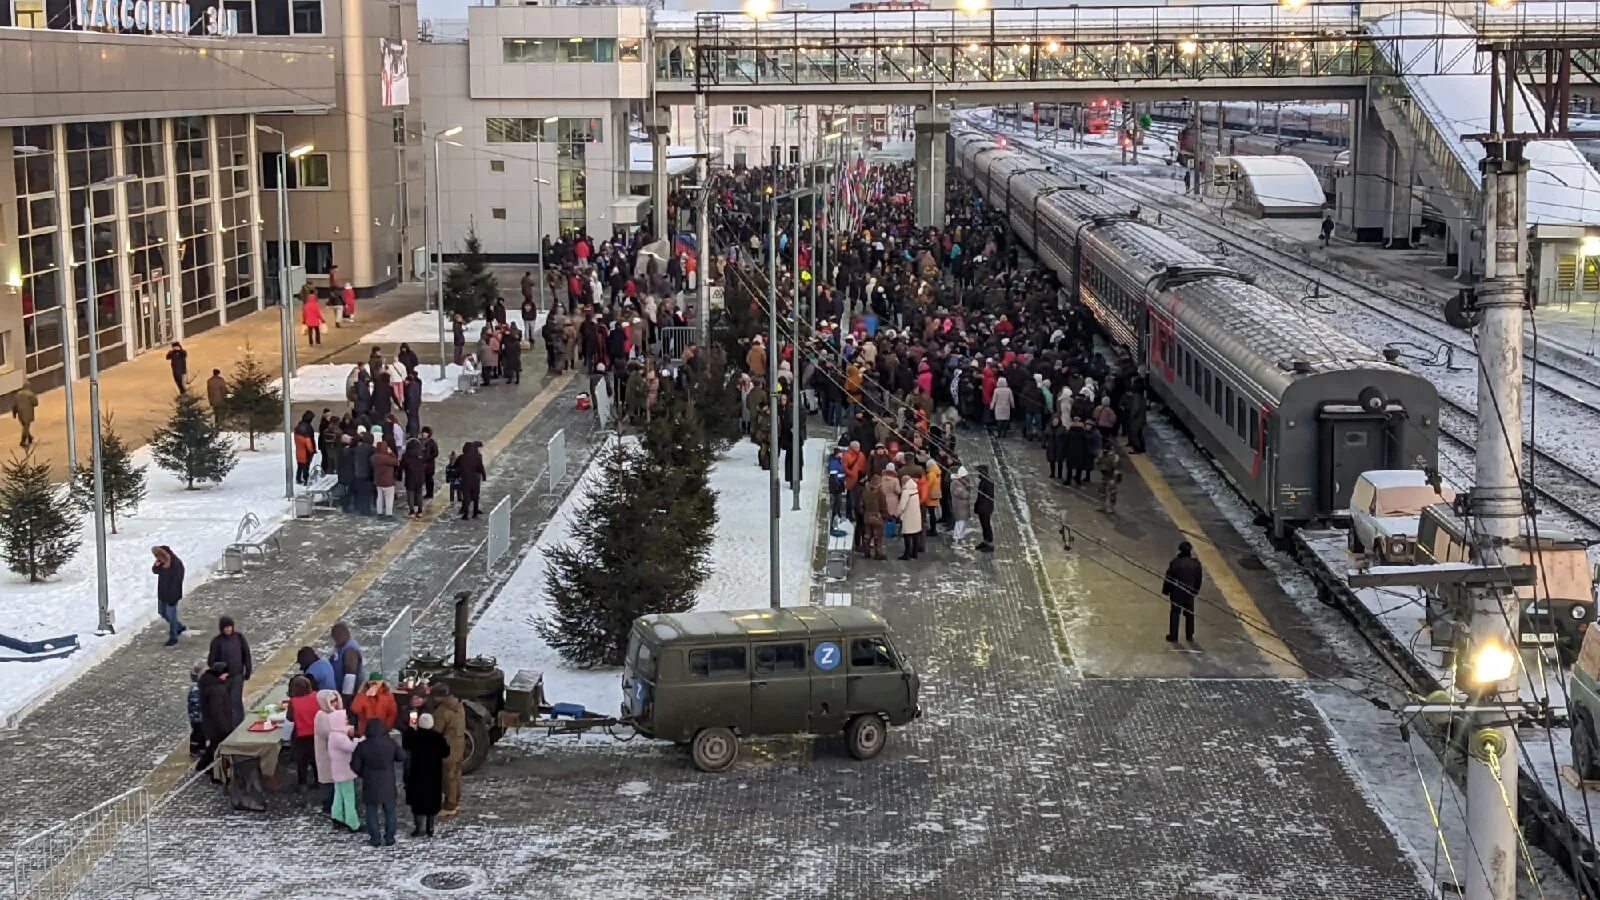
left=1347, top=531, right=1365, bottom=556
left=691, top=727, right=738, bottom=772
left=462, top=713, right=492, bottom=775
left=846, top=714, right=887, bottom=761
left=1574, top=714, right=1600, bottom=781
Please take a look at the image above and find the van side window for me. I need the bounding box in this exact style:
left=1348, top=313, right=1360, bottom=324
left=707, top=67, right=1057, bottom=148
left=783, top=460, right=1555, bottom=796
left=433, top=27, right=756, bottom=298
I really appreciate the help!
left=688, top=646, right=747, bottom=677
left=754, top=643, right=806, bottom=674
left=850, top=637, right=897, bottom=671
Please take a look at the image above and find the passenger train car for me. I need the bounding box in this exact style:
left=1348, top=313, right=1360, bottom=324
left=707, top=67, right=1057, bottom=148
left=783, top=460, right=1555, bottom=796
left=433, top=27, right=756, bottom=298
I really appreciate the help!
left=956, top=131, right=1442, bottom=536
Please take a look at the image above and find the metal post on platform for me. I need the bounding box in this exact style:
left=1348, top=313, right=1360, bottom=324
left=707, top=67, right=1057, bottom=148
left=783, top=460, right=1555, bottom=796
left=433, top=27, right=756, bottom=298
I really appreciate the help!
left=790, top=175, right=802, bottom=512
left=430, top=125, right=462, bottom=380
left=1462, top=141, right=1530, bottom=900
left=84, top=174, right=134, bottom=635
left=767, top=192, right=780, bottom=610
left=1191, top=101, right=1203, bottom=193
left=695, top=92, right=710, bottom=348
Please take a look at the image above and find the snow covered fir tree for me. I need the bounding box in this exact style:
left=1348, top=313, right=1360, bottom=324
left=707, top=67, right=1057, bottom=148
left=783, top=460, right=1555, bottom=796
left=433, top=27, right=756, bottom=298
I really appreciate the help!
left=150, top=389, right=237, bottom=489
left=218, top=346, right=282, bottom=451
left=443, top=225, right=499, bottom=321
left=0, top=453, right=81, bottom=583
left=70, top=414, right=148, bottom=535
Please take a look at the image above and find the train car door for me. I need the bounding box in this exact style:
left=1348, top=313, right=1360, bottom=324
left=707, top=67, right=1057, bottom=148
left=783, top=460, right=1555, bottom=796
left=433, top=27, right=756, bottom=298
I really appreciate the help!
left=1318, top=412, right=1386, bottom=512
left=1148, top=313, right=1176, bottom=384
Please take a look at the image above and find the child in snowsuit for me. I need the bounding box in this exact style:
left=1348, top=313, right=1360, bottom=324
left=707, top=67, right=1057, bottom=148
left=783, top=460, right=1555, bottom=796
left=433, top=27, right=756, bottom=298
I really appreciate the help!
left=444, top=451, right=461, bottom=504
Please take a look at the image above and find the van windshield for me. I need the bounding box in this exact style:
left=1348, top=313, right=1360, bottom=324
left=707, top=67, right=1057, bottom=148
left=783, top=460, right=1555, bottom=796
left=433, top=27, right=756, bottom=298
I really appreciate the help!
left=626, top=633, right=656, bottom=680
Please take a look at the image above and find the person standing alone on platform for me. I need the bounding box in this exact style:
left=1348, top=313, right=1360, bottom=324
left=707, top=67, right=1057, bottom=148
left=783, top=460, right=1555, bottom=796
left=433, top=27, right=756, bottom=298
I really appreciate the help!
left=167, top=342, right=188, bottom=392
left=207, top=616, right=252, bottom=729
left=152, top=545, right=186, bottom=646
left=1162, top=541, right=1203, bottom=646
left=12, top=383, right=37, bottom=448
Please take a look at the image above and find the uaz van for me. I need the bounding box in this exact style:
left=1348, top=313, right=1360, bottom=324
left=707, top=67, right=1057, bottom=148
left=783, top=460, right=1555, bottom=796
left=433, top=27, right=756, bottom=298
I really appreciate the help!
left=622, top=606, right=921, bottom=771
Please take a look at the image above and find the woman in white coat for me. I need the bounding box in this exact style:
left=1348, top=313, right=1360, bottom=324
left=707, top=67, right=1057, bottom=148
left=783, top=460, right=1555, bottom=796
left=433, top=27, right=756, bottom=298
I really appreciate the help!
left=990, top=377, right=1015, bottom=437
left=591, top=363, right=615, bottom=430
left=896, top=474, right=923, bottom=561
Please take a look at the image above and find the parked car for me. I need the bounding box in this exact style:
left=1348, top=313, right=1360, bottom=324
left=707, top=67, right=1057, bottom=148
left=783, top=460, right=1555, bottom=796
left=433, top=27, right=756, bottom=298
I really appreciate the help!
left=1348, top=469, right=1455, bottom=563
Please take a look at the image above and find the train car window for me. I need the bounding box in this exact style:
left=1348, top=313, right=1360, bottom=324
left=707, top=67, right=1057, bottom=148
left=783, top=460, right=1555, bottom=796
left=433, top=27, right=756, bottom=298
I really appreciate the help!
left=1249, top=408, right=1260, bottom=448
left=1213, top=380, right=1224, bottom=417
left=1202, top=370, right=1212, bottom=407
left=1237, top=399, right=1247, bottom=440
left=1224, top=388, right=1234, bottom=427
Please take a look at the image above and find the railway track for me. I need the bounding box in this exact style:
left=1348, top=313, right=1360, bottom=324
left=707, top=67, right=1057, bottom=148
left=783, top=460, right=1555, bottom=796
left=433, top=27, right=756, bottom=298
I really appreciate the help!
left=978, top=123, right=1600, bottom=537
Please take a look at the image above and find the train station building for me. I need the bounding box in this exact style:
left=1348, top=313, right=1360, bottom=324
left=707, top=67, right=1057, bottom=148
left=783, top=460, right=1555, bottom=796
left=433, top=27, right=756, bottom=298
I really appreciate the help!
left=0, top=0, right=419, bottom=404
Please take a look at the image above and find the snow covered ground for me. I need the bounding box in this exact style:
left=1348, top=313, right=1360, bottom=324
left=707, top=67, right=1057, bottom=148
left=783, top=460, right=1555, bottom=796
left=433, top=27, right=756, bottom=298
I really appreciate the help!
left=282, top=363, right=465, bottom=402
left=471, top=436, right=825, bottom=723
left=363, top=309, right=548, bottom=347
left=0, top=435, right=292, bottom=727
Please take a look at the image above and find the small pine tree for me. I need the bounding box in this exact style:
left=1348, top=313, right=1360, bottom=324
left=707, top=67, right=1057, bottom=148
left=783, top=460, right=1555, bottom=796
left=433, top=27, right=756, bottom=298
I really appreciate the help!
left=0, top=453, right=81, bottom=583
left=218, top=346, right=282, bottom=451
left=150, top=390, right=238, bottom=490
left=537, top=438, right=710, bottom=667
left=70, top=414, right=148, bottom=534
left=444, top=225, right=499, bottom=321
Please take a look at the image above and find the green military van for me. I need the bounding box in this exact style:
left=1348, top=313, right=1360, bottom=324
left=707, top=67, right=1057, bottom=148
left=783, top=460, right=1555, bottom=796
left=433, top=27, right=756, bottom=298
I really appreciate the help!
left=621, top=606, right=921, bottom=772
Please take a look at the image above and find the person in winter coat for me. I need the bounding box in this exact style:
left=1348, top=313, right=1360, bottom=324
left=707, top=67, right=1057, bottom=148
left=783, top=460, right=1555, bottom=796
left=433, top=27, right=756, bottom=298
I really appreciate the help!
left=402, top=712, right=448, bottom=837
left=1162, top=541, right=1204, bottom=644
left=350, top=673, right=398, bottom=731
left=592, top=363, right=615, bottom=429
left=1044, top=415, right=1069, bottom=481
left=1093, top=397, right=1119, bottom=443
left=401, top=440, right=428, bottom=517
left=896, top=474, right=923, bottom=561
left=303, top=291, right=323, bottom=345
left=431, top=683, right=468, bottom=817
left=1096, top=443, right=1124, bottom=513
left=860, top=470, right=888, bottom=560
left=974, top=464, right=997, bottom=553
left=285, top=675, right=321, bottom=789
left=1122, top=383, right=1148, bottom=454
left=152, top=545, right=186, bottom=646
left=1065, top=419, right=1093, bottom=486
left=298, top=646, right=337, bottom=692
left=922, top=457, right=943, bottom=538
left=352, top=717, right=404, bottom=846
left=402, top=374, right=423, bottom=439
left=371, top=370, right=393, bottom=419
left=948, top=466, right=974, bottom=543
left=196, top=661, right=232, bottom=773
left=372, top=441, right=400, bottom=518
left=456, top=442, right=486, bottom=520
left=206, top=616, right=252, bottom=729
left=312, top=690, right=344, bottom=815
left=293, top=411, right=317, bottom=484
left=989, top=377, right=1015, bottom=437
left=327, top=711, right=363, bottom=832
left=353, top=366, right=373, bottom=419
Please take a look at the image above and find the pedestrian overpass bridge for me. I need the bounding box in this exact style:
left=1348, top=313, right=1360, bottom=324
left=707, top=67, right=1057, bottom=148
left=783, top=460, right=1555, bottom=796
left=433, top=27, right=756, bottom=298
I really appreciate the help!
left=651, top=0, right=1600, bottom=105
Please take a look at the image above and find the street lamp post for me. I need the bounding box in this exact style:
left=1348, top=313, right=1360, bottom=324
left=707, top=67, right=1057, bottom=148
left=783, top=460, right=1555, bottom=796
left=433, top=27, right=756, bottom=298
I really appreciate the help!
left=255, top=125, right=314, bottom=501
left=430, top=125, right=463, bottom=380
left=535, top=116, right=558, bottom=317
left=84, top=173, right=136, bottom=634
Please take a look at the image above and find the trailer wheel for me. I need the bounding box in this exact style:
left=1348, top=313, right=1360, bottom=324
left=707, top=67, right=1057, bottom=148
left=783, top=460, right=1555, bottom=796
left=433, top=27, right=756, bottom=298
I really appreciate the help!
left=691, top=727, right=738, bottom=772
left=1574, top=713, right=1600, bottom=782
left=846, top=714, right=887, bottom=761
left=462, top=713, right=492, bottom=775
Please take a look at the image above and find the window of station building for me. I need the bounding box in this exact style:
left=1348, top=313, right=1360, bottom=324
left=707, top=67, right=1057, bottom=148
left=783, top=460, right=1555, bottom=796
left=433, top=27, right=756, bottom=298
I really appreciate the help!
left=64, top=122, right=125, bottom=362
left=13, top=125, right=63, bottom=378
left=789, top=144, right=800, bottom=164
left=732, top=147, right=747, bottom=168
left=491, top=207, right=507, bottom=220
left=618, top=38, right=641, bottom=63
left=253, top=0, right=287, bottom=33
left=731, top=106, right=749, bottom=128
left=502, top=37, right=618, bottom=63
left=871, top=114, right=887, bottom=133
left=123, top=120, right=172, bottom=342
left=296, top=153, right=330, bottom=189
left=216, top=116, right=257, bottom=320
left=302, top=242, right=333, bottom=276
left=10, top=0, right=45, bottom=27
left=174, top=116, right=218, bottom=328
left=290, top=0, right=321, bottom=33
left=222, top=0, right=253, bottom=33
left=489, top=159, right=505, bottom=173
left=484, top=117, right=603, bottom=150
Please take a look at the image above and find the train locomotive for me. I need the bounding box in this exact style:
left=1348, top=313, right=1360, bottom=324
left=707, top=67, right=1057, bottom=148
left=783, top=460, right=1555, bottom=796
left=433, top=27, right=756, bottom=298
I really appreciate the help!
left=955, top=130, right=1441, bottom=537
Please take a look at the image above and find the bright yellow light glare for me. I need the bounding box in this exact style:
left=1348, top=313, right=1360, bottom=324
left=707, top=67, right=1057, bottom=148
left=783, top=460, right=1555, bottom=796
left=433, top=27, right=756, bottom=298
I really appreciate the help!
left=1469, top=639, right=1517, bottom=686
left=966, top=42, right=980, bottom=53
left=743, top=0, right=773, bottom=19
left=1178, top=39, right=1198, bottom=55
left=441, top=125, right=464, bottom=138
left=1486, top=0, right=1516, bottom=7
left=956, top=0, right=987, bottom=14
left=1045, top=40, right=1060, bottom=54
left=288, top=143, right=315, bottom=159
left=1278, top=0, right=1308, bottom=10
left=1582, top=234, right=1600, bottom=255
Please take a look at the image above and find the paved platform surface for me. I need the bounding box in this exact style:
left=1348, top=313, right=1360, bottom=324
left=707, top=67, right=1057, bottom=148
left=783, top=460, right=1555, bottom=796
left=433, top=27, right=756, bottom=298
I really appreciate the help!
left=74, top=426, right=1432, bottom=900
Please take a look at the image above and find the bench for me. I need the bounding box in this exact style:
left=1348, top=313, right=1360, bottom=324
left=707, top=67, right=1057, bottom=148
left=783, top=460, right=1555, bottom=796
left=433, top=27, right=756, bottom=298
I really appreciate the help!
left=301, top=473, right=339, bottom=510
left=223, top=511, right=280, bottom=573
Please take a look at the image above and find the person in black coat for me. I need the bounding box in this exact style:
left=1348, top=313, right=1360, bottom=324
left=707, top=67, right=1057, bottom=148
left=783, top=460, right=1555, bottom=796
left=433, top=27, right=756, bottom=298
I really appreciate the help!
left=457, top=441, right=486, bottom=519
left=401, top=439, right=429, bottom=518
left=352, top=717, right=405, bottom=847
left=397, top=343, right=420, bottom=377
left=318, top=410, right=340, bottom=476
left=371, top=371, right=393, bottom=419
left=352, top=433, right=376, bottom=516
left=1162, top=541, right=1205, bottom=644
left=402, top=374, right=423, bottom=439
left=402, top=712, right=448, bottom=837
left=419, top=427, right=440, bottom=500
left=501, top=328, right=523, bottom=385
left=1043, top=415, right=1068, bottom=480
left=974, top=464, right=996, bottom=553
left=1064, top=419, right=1093, bottom=486
left=206, top=616, right=252, bottom=729
left=152, top=545, right=186, bottom=646
left=196, top=661, right=232, bottom=772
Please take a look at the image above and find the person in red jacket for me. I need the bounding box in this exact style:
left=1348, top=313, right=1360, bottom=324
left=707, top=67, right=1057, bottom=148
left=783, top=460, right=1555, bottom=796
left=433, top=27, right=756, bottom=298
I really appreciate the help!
left=302, top=288, right=323, bottom=345
left=285, top=675, right=321, bottom=790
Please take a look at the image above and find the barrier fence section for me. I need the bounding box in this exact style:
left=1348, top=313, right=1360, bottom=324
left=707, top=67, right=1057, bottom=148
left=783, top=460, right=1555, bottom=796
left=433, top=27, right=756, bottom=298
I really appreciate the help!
left=656, top=325, right=697, bottom=361
left=547, top=428, right=567, bottom=493
left=486, top=496, right=512, bottom=574
left=379, top=605, right=413, bottom=682
left=12, top=787, right=150, bottom=900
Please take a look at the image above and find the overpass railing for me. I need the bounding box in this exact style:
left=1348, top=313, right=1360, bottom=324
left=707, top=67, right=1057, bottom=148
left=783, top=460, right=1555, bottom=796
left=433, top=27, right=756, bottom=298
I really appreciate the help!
left=653, top=0, right=1599, bottom=90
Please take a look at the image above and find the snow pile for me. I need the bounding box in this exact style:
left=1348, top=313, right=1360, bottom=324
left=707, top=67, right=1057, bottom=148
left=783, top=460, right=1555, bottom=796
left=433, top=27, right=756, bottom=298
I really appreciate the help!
left=363, top=309, right=547, bottom=346
left=472, top=436, right=826, bottom=718
left=0, top=435, right=292, bottom=726
left=282, top=363, right=464, bottom=402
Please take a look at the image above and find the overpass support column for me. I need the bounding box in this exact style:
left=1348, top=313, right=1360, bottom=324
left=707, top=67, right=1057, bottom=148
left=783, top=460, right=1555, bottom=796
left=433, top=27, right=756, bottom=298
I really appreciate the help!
left=1385, top=134, right=1419, bottom=249
left=914, top=107, right=949, bottom=228
left=645, top=107, right=672, bottom=239
left=1341, top=102, right=1390, bottom=243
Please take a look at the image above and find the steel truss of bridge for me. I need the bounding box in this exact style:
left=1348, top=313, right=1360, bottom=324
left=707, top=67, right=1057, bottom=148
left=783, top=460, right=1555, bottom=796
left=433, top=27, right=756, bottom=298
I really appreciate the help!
left=651, top=0, right=1600, bottom=103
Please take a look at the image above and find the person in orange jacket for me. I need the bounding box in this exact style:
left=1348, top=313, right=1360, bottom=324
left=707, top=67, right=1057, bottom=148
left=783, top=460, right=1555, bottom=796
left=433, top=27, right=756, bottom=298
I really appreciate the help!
left=293, top=411, right=317, bottom=485
left=350, top=673, right=398, bottom=731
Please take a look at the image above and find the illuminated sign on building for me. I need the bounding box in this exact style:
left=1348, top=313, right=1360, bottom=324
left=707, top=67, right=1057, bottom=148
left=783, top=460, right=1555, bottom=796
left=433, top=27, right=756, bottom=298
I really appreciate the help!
left=74, top=0, right=240, bottom=37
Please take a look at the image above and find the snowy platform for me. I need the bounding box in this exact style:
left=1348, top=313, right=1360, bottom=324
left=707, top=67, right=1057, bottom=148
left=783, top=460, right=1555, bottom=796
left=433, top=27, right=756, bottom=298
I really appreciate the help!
left=282, top=363, right=465, bottom=402
left=0, top=435, right=291, bottom=726
left=363, top=309, right=548, bottom=347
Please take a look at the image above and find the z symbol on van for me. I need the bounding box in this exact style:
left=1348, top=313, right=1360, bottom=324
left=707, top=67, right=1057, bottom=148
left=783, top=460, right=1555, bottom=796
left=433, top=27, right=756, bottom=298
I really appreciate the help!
left=814, top=642, right=841, bottom=671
